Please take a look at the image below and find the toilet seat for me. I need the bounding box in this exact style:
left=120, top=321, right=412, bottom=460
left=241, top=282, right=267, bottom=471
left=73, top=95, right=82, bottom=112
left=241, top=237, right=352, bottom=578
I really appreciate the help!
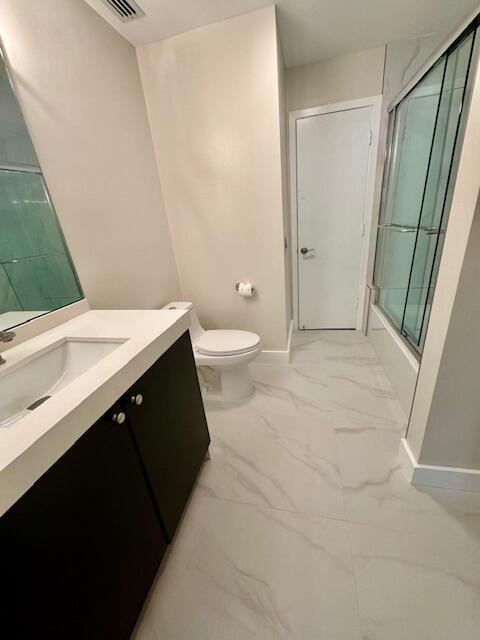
left=163, top=302, right=261, bottom=400
left=195, top=330, right=260, bottom=356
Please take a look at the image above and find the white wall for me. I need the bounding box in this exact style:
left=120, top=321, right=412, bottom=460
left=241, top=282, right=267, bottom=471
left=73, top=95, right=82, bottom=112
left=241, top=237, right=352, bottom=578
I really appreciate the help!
left=286, top=47, right=385, bottom=112
left=137, top=7, right=289, bottom=351
left=276, top=20, right=293, bottom=336
left=0, top=0, right=180, bottom=310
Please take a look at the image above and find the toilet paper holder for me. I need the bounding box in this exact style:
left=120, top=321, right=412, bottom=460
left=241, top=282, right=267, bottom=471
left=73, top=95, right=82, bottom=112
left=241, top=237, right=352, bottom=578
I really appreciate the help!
left=235, top=282, right=255, bottom=294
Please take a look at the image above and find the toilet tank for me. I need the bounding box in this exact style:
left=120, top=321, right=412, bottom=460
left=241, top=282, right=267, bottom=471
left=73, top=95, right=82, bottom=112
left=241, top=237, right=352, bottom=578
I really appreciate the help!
left=163, top=302, right=204, bottom=343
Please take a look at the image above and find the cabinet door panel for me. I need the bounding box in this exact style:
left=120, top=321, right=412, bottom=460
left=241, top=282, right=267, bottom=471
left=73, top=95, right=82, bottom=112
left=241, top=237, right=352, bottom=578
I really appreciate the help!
left=0, top=404, right=167, bottom=640
left=126, top=331, right=210, bottom=540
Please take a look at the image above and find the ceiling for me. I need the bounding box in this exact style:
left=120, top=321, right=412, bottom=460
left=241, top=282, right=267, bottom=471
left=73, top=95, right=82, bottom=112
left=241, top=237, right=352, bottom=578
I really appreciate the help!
left=84, top=0, right=480, bottom=68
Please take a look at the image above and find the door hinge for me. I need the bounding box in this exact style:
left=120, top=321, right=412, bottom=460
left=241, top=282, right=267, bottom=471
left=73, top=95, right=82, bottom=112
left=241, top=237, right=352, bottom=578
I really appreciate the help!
left=368, top=130, right=373, bottom=146
left=361, top=222, right=365, bottom=237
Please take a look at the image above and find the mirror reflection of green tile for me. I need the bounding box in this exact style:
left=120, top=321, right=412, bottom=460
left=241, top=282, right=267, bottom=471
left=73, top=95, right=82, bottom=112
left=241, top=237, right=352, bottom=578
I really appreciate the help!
left=0, top=50, right=82, bottom=328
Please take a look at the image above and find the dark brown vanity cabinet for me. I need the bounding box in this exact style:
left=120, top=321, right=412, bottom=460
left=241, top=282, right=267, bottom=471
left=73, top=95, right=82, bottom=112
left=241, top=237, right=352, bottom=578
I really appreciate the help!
left=0, top=403, right=167, bottom=640
left=0, top=331, right=210, bottom=639
left=123, top=331, right=210, bottom=540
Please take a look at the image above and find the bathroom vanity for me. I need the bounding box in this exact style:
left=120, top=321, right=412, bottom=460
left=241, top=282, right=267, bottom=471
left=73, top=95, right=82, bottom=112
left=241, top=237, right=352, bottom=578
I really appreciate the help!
left=0, top=41, right=212, bottom=637
left=0, top=308, right=210, bottom=639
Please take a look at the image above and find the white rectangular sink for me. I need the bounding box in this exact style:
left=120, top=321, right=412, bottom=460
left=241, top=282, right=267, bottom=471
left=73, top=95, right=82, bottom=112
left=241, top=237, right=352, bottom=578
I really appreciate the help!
left=0, top=338, right=125, bottom=428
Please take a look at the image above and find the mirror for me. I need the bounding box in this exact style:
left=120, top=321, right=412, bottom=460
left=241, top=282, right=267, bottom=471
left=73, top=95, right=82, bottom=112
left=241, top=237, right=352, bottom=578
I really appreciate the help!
left=0, top=49, right=83, bottom=331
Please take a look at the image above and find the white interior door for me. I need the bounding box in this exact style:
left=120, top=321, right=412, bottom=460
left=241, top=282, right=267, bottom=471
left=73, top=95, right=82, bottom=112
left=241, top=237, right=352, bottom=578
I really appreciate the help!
left=296, top=106, right=372, bottom=329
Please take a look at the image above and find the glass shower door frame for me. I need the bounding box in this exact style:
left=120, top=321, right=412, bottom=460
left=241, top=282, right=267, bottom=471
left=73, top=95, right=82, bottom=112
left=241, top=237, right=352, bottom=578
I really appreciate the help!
left=397, top=56, right=448, bottom=345
left=405, top=31, right=477, bottom=351
left=373, top=26, right=477, bottom=356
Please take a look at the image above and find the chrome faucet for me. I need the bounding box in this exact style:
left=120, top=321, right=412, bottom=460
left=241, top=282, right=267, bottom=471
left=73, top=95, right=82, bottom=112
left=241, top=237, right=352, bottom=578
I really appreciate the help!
left=0, top=330, right=16, bottom=365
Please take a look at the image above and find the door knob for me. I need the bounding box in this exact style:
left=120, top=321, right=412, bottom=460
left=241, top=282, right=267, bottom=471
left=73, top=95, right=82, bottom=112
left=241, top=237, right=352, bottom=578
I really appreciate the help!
left=300, top=247, right=315, bottom=255
left=112, top=412, right=126, bottom=424
left=130, top=394, right=143, bottom=406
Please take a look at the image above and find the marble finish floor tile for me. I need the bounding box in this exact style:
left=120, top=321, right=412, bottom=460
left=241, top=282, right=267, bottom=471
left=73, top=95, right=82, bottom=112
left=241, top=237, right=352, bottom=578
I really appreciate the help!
left=135, top=495, right=363, bottom=640
left=338, top=426, right=480, bottom=533
left=349, top=519, right=480, bottom=640
left=326, top=341, right=407, bottom=434
left=250, top=362, right=331, bottom=408
left=134, top=329, right=480, bottom=640
left=198, top=373, right=344, bottom=519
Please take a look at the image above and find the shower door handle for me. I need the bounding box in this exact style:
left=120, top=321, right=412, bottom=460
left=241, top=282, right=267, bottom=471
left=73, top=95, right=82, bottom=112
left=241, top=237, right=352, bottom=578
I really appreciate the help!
left=377, top=224, right=416, bottom=233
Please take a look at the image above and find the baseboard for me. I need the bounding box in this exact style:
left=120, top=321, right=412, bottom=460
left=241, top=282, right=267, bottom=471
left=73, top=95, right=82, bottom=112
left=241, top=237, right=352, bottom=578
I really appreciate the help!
left=256, top=320, right=293, bottom=365
left=400, top=438, right=480, bottom=492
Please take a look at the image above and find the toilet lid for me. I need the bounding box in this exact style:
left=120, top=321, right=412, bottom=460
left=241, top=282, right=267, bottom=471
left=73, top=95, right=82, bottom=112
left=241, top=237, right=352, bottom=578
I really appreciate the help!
left=196, top=330, right=260, bottom=356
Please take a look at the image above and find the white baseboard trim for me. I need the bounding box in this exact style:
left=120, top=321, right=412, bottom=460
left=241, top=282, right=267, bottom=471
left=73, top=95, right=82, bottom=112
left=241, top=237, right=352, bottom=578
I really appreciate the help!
left=256, top=320, right=293, bottom=365
left=257, top=350, right=290, bottom=364
left=400, top=438, right=480, bottom=492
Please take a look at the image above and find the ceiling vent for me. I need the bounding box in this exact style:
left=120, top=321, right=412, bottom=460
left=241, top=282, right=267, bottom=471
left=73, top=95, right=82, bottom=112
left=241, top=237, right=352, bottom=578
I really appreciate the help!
left=100, top=0, right=145, bottom=22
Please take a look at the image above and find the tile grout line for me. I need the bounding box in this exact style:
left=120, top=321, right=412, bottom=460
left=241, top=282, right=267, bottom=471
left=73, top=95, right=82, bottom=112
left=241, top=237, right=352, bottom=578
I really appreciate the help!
left=324, top=346, right=366, bottom=637
left=196, top=490, right=350, bottom=526
left=326, top=360, right=350, bottom=524
left=197, top=482, right=480, bottom=537
left=345, top=519, right=369, bottom=640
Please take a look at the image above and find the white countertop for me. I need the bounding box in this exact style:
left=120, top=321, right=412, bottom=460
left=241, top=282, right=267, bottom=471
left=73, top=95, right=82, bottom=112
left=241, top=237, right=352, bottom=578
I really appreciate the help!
left=0, top=309, right=190, bottom=517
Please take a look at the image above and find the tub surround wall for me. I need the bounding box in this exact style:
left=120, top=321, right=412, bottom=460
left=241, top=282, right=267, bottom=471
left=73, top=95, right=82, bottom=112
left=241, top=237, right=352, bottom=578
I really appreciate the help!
left=367, top=305, right=418, bottom=419
left=137, top=7, right=290, bottom=352
left=383, top=33, right=450, bottom=107
left=0, top=0, right=180, bottom=310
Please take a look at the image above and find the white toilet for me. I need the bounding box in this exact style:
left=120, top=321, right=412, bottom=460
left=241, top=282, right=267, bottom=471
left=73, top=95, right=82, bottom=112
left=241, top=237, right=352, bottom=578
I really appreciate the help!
left=164, top=302, right=261, bottom=401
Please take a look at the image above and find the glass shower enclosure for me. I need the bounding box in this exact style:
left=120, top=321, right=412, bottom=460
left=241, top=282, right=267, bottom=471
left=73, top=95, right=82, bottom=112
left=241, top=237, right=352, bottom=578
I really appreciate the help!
left=373, top=28, right=476, bottom=355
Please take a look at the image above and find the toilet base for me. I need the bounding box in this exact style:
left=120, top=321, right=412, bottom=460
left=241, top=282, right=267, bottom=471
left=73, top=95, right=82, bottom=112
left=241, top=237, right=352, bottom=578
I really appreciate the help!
left=220, top=364, right=254, bottom=401
left=198, top=363, right=254, bottom=402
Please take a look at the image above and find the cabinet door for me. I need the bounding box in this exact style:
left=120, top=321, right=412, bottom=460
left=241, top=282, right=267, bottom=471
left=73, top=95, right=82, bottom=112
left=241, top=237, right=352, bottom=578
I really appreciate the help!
left=0, top=404, right=167, bottom=640
left=125, top=331, right=210, bottom=540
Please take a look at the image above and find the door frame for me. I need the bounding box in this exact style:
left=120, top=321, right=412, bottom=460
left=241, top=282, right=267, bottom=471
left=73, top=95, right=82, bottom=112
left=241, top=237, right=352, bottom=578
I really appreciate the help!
left=289, top=95, right=382, bottom=330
